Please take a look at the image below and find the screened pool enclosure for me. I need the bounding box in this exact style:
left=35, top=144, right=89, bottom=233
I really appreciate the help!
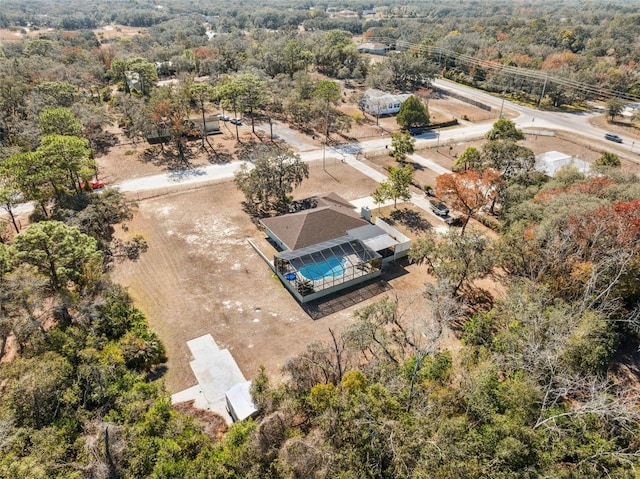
left=274, top=236, right=382, bottom=303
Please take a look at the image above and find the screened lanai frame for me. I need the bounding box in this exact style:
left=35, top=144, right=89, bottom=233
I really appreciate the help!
left=274, top=236, right=382, bottom=298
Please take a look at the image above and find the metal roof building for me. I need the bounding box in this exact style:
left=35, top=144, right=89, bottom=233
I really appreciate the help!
left=535, top=151, right=591, bottom=177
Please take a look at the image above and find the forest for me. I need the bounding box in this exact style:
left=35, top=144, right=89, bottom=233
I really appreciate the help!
left=0, top=0, right=640, bottom=477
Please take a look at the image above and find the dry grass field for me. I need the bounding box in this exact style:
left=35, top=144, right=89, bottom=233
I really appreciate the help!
left=103, top=114, right=635, bottom=393
left=0, top=24, right=147, bottom=41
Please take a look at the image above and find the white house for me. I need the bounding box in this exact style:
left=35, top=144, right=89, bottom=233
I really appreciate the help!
left=535, top=151, right=591, bottom=177
left=622, top=103, right=640, bottom=117
left=360, top=89, right=411, bottom=116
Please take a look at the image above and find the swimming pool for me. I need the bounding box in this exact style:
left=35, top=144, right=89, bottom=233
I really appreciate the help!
left=298, top=256, right=345, bottom=281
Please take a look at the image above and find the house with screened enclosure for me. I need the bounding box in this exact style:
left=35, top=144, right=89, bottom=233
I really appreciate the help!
left=260, top=193, right=411, bottom=304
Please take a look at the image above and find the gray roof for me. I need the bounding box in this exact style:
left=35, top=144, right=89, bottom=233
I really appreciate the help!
left=347, top=224, right=399, bottom=251
left=363, top=88, right=412, bottom=103
left=535, top=151, right=591, bottom=177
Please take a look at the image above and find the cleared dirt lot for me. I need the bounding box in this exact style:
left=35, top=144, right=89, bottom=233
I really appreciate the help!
left=109, top=159, right=437, bottom=392
left=0, top=24, right=147, bottom=41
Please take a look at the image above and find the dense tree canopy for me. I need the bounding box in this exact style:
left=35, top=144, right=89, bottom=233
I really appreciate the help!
left=11, top=220, right=101, bottom=291
left=485, top=118, right=524, bottom=141
left=38, top=108, right=82, bottom=137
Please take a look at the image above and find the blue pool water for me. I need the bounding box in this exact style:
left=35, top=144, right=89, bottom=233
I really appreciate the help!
left=298, top=256, right=345, bottom=281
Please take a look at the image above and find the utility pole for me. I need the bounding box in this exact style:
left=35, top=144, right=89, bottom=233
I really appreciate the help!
left=538, top=74, right=548, bottom=109
left=322, top=142, right=326, bottom=171
left=323, top=98, right=329, bottom=171
left=314, top=80, right=340, bottom=172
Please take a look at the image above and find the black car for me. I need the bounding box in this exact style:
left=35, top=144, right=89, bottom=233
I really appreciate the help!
left=429, top=199, right=450, bottom=217
left=605, top=133, right=623, bottom=143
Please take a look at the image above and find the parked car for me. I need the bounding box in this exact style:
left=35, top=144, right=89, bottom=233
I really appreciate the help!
left=80, top=179, right=105, bottom=190
left=230, top=118, right=242, bottom=125
left=218, top=114, right=230, bottom=121
left=605, top=133, right=623, bottom=143
left=429, top=199, right=449, bottom=217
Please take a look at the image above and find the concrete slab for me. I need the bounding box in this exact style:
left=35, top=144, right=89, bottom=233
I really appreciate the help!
left=350, top=196, right=396, bottom=211
left=190, top=350, right=246, bottom=406
left=172, top=333, right=247, bottom=425
left=187, top=333, right=219, bottom=359
left=171, top=385, right=210, bottom=410
left=408, top=153, right=452, bottom=175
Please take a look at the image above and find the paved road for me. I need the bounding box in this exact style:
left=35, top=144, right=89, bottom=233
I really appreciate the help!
left=433, top=78, right=639, bottom=155
left=4, top=79, right=635, bottom=216
left=115, top=135, right=454, bottom=194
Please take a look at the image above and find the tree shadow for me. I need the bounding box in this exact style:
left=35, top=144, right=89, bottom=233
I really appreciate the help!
left=444, top=286, right=495, bottom=336
left=201, top=138, right=233, bottom=165
left=407, top=161, right=426, bottom=172
left=147, top=364, right=168, bottom=381
left=208, top=150, right=234, bottom=164
left=610, top=336, right=640, bottom=389
left=91, top=131, right=119, bottom=155
left=140, top=142, right=198, bottom=171
left=462, top=286, right=495, bottom=316
left=234, top=139, right=288, bottom=163
left=388, top=207, right=432, bottom=234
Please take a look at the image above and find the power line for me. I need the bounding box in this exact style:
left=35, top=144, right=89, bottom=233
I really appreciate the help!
left=365, top=37, right=640, bottom=104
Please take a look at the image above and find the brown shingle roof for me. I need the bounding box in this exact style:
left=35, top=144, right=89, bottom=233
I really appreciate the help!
left=315, top=192, right=355, bottom=209
left=261, top=195, right=368, bottom=250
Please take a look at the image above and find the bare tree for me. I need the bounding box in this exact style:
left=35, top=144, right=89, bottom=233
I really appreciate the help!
left=535, top=375, right=640, bottom=433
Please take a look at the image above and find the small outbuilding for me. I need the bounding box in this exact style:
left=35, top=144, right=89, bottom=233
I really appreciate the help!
left=357, top=42, right=391, bottom=55
left=535, top=151, right=591, bottom=177
left=225, top=381, right=258, bottom=422
left=190, top=117, right=222, bottom=136
left=171, top=334, right=256, bottom=425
